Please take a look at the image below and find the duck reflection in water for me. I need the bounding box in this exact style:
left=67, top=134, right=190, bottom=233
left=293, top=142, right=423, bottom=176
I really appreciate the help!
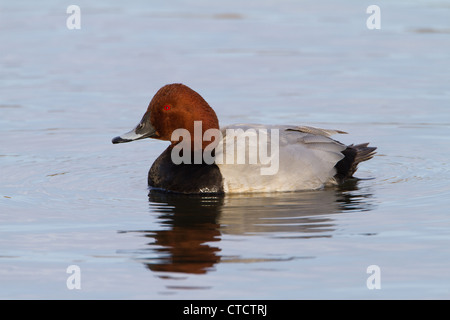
left=143, top=191, right=224, bottom=274
left=129, top=180, right=374, bottom=275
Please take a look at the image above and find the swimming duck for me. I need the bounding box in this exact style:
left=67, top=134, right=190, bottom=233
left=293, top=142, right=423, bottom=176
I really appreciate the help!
left=112, top=83, right=376, bottom=194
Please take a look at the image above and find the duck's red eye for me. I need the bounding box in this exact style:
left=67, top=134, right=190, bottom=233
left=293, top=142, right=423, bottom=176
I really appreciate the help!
left=164, top=105, right=171, bottom=111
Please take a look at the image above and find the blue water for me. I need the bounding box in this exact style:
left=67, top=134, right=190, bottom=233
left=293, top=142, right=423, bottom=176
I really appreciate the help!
left=1, top=0, right=450, bottom=299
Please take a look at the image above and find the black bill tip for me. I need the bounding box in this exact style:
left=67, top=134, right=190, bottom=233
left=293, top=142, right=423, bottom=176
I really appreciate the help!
left=112, top=136, right=131, bottom=144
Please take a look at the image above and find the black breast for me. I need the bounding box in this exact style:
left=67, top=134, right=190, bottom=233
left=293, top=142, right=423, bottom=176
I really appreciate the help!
left=148, top=146, right=224, bottom=194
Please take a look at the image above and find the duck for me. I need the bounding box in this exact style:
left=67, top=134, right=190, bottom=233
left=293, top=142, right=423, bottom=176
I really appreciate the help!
left=112, top=83, right=376, bottom=194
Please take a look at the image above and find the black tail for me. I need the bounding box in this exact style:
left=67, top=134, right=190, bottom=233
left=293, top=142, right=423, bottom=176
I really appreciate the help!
left=334, top=143, right=377, bottom=183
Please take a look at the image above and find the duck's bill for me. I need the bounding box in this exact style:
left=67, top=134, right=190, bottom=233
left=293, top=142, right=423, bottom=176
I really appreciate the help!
left=112, top=117, right=157, bottom=144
